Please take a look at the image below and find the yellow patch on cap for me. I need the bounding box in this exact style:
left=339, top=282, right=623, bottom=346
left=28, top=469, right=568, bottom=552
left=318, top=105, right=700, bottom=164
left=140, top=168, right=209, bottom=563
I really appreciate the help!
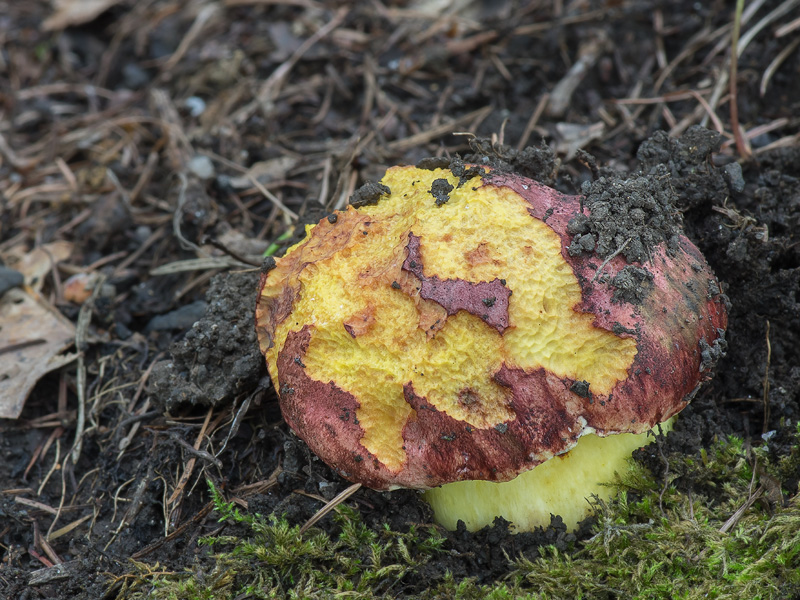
left=261, top=166, right=637, bottom=471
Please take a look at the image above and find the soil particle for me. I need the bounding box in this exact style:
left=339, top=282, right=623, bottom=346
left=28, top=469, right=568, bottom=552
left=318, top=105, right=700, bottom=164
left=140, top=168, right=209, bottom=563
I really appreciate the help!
left=637, top=126, right=731, bottom=215
left=429, top=178, right=454, bottom=206
left=149, top=271, right=265, bottom=412
left=566, top=164, right=683, bottom=264
left=416, top=156, right=452, bottom=171
left=611, top=265, right=655, bottom=304
left=448, top=156, right=485, bottom=186
left=145, top=299, right=207, bottom=332
left=350, top=181, right=391, bottom=208
left=0, top=265, right=24, bottom=297
left=699, top=331, right=728, bottom=374
left=416, top=155, right=484, bottom=187
left=570, top=380, right=591, bottom=398
left=464, top=138, right=558, bottom=186
left=437, top=515, right=593, bottom=584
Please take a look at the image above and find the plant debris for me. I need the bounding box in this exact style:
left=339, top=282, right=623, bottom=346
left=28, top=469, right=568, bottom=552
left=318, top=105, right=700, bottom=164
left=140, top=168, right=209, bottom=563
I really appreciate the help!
left=1, top=1, right=799, bottom=599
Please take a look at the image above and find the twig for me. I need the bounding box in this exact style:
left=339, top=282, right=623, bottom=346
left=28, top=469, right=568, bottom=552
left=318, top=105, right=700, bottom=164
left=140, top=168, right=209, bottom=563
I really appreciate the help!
left=687, top=90, right=725, bottom=133
left=160, top=4, right=221, bottom=73
left=130, top=501, right=215, bottom=560
left=167, top=431, right=223, bottom=469
left=516, top=93, right=550, bottom=151
left=317, top=156, right=333, bottom=206
left=386, top=105, right=493, bottom=153
left=246, top=173, right=299, bottom=221
left=0, top=132, right=39, bottom=170
left=547, top=31, right=608, bottom=117
left=720, top=485, right=763, bottom=533
left=172, top=173, right=205, bottom=254
left=37, top=440, right=60, bottom=497
left=215, top=394, right=252, bottom=459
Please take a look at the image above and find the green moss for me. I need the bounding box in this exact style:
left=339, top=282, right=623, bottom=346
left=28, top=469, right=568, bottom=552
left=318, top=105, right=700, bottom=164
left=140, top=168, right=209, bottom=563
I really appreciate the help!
left=511, top=432, right=800, bottom=600
left=111, top=429, right=800, bottom=600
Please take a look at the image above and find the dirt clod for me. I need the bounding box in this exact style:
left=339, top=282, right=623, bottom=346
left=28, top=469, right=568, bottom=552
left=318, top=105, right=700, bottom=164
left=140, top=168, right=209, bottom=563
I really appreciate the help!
left=350, top=182, right=391, bottom=208
left=567, top=164, right=683, bottom=263
left=149, top=271, right=265, bottom=412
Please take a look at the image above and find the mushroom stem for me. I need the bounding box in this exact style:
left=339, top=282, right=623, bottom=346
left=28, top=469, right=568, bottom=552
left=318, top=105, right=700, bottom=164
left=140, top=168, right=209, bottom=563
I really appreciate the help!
left=422, top=419, right=673, bottom=532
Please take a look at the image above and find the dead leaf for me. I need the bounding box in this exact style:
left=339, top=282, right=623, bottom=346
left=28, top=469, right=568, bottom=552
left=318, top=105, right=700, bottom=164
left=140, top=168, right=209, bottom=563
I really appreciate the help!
left=216, top=228, right=271, bottom=261
left=554, top=122, right=605, bottom=161
left=9, top=241, right=73, bottom=292
left=0, top=289, right=77, bottom=419
left=42, top=0, right=123, bottom=32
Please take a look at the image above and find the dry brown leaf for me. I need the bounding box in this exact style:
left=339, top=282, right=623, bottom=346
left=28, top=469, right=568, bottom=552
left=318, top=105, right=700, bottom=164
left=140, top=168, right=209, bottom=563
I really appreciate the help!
left=554, top=122, right=606, bottom=161
left=9, top=241, right=73, bottom=292
left=0, top=289, right=77, bottom=419
left=42, top=0, right=123, bottom=32
left=216, top=228, right=271, bottom=260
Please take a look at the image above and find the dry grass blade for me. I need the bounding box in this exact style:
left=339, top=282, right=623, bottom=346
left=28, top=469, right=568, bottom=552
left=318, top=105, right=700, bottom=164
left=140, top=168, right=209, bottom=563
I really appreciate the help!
left=299, top=483, right=362, bottom=534
left=166, top=407, right=214, bottom=507
left=775, top=13, right=800, bottom=36
left=130, top=501, right=216, bottom=560
left=516, top=93, right=550, bottom=151
left=48, top=514, right=92, bottom=542
left=759, top=37, right=800, bottom=96
left=729, top=0, right=752, bottom=160
left=149, top=257, right=252, bottom=275
left=762, top=320, right=771, bottom=435
left=720, top=485, right=764, bottom=534
left=14, top=496, right=59, bottom=514
left=703, top=0, right=800, bottom=133
left=387, top=105, right=493, bottom=152
left=160, top=3, right=221, bottom=73
left=234, top=7, right=348, bottom=123
left=70, top=273, right=108, bottom=465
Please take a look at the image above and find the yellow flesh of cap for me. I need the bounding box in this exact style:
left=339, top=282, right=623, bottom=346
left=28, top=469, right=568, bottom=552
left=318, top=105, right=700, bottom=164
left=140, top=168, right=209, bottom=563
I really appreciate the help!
left=265, top=167, right=637, bottom=472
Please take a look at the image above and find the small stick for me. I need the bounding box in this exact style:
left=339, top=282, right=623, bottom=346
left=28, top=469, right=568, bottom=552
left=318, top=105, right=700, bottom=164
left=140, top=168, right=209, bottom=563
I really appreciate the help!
left=516, top=93, right=550, bottom=151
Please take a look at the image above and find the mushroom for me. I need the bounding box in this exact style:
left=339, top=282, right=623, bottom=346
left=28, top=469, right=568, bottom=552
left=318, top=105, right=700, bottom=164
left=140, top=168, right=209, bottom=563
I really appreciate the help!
left=255, top=163, right=728, bottom=532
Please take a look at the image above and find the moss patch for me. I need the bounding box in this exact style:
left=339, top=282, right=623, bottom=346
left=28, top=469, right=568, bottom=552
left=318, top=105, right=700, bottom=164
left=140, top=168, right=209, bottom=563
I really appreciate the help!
left=111, top=425, right=800, bottom=599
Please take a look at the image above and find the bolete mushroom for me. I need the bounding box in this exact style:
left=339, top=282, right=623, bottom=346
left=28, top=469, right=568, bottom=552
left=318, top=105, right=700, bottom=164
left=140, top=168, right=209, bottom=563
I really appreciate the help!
left=255, top=162, right=728, bottom=532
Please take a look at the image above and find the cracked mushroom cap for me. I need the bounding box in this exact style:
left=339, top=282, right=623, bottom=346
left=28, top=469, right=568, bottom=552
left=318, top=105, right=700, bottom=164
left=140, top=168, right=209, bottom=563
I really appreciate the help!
left=255, top=165, right=728, bottom=491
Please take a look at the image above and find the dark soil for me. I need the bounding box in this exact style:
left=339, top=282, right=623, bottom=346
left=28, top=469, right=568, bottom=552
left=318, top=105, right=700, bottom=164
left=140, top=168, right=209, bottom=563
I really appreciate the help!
left=1, top=1, right=799, bottom=599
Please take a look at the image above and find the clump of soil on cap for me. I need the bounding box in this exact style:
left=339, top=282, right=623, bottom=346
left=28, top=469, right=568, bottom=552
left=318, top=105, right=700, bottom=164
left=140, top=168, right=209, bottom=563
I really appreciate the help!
left=566, top=164, right=683, bottom=263
left=463, top=137, right=559, bottom=186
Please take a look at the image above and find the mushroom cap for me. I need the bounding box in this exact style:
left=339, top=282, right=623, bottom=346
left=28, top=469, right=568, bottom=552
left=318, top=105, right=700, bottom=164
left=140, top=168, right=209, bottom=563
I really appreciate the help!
left=255, top=165, right=728, bottom=490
